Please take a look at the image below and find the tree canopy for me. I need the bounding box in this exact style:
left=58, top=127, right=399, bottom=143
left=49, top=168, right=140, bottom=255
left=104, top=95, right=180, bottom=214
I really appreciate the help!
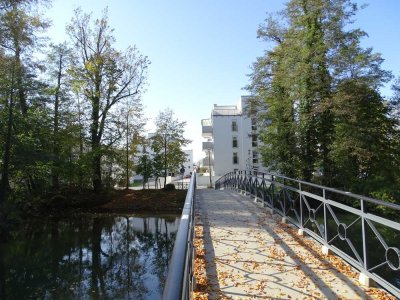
left=151, top=109, right=190, bottom=188
left=247, top=0, right=400, bottom=202
left=0, top=3, right=149, bottom=219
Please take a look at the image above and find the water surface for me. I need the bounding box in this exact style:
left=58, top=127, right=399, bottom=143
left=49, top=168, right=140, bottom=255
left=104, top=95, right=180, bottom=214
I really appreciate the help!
left=0, top=214, right=180, bottom=299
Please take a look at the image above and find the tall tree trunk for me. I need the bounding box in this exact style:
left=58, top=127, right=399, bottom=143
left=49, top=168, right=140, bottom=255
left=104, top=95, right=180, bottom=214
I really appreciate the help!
left=125, top=112, right=129, bottom=190
left=52, top=54, right=63, bottom=190
left=13, top=32, right=27, bottom=116
left=77, top=94, right=84, bottom=189
left=91, top=93, right=102, bottom=192
left=0, top=71, right=15, bottom=204
left=92, top=145, right=102, bottom=192
left=163, top=134, right=167, bottom=188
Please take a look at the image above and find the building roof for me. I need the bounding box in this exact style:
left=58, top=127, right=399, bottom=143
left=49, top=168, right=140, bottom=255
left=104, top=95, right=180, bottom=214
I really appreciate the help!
left=212, top=104, right=241, bottom=116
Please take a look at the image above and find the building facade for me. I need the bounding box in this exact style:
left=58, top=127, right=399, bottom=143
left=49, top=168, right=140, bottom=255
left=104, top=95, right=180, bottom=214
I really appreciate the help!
left=135, top=133, right=193, bottom=178
left=201, top=96, right=264, bottom=176
left=182, top=149, right=194, bottom=177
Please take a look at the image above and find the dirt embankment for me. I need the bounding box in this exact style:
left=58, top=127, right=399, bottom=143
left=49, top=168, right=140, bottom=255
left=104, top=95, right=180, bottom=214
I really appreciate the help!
left=39, top=188, right=187, bottom=215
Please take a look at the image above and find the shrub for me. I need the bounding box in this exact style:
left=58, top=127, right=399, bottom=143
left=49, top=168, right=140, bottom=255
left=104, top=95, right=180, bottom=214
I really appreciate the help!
left=164, top=183, right=176, bottom=191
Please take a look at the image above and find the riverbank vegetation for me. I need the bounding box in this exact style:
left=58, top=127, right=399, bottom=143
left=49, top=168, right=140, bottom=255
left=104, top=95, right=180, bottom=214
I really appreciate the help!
left=247, top=0, right=400, bottom=204
left=0, top=1, right=190, bottom=234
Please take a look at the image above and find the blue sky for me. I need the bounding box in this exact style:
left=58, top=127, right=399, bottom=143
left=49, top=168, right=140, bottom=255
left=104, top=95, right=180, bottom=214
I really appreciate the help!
left=46, top=0, right=400, bottom=162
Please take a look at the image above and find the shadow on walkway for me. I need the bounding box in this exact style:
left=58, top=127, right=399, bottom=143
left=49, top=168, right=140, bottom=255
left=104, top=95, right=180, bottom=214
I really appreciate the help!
left=197, top=188, right=376, bottom=299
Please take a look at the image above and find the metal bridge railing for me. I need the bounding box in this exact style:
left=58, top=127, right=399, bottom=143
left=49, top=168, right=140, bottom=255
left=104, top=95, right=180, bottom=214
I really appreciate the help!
left=215, top=170, right=400, bottom=298
left=163, top=172, right=196, bottom=300
left=176, top=181, right=190, bottom=190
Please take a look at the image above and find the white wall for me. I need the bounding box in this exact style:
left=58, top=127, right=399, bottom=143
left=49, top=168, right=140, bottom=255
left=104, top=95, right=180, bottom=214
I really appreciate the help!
left=196, top=174, right=221, bottom=187
left=183, top=149, right=194, bottom=176
left=213, top=115, right=236, bottom=176
left=204, top=96, right=266, bottom=177
left=212, top=115, right=256, bottom=176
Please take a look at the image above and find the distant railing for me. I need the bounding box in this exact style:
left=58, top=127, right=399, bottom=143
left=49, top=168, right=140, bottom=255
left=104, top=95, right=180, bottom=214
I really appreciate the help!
left=176, top=181, right=190, bottom=190
left=215, top=170, right=400, bottom=298
left=163, top=172, right=196, bottom=300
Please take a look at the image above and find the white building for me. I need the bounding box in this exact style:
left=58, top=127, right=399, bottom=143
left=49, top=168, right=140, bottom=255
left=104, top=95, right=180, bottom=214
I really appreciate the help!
left=201, top=96, right=265, bottom=176
left=182, top=149, right=194, bottom=177
left=134, top=133, right=193, bottom=178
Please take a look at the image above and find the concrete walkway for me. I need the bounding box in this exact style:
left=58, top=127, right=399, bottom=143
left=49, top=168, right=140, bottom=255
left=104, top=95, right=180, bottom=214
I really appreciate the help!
left=196, top=189, right=379, bottom=299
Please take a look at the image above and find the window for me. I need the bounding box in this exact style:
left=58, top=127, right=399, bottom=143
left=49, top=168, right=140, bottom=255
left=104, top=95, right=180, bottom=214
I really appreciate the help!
left=251, top=118, right=257, bottom=131
left=252, top=134, right=258, bottom=147
left=253, top=151, right=259, bottom=164
left=231, top=120, right=238, bottom=132
left=233, top=152, right=238, bottom=164
left=232, top=136, right=238, bottom=148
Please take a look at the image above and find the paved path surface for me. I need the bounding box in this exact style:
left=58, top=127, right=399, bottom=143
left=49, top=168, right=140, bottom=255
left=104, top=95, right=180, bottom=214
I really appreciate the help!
left=197, top=189, right=376, bottom=299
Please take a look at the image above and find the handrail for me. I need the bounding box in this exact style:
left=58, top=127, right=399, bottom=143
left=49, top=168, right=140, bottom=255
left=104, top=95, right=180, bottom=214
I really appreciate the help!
left=215, top=170, right=400, bottom=298
left=216, top=170, right=400, bottom=209
left=163, top=171, right=196, bottom=300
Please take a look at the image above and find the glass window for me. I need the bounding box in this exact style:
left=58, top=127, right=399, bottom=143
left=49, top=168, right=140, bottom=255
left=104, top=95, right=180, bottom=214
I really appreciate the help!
left=233, top=152, right=238, bottom=164
left=252, top=134, right=258, bottom=147
left=231, top=120, right=238, bottom=132
left=253, top=151, right=258, bottom=164
left=232, top=136, right=238, bottom=148
left=251, top=118, right=257, bottom=131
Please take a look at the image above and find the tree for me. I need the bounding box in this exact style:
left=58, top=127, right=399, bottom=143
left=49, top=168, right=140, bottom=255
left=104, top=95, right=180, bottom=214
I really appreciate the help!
left=390, top=75, right=400, bottom=123
left=67, top=9, right=149, bottom=192
left=45, top=42, right=73, bottom=190
left=136, top=154, right=153, bottom=189
left=0, top=53, right=15, bottom=204
left=152, top=153, right=164, bottom=189
left=122, top=103, right=145, bottom=190
left=0, top=0, right=49, bottom=202
left=151, top=109, right=190, bottom=188
left=248, top=0, right=337, bottom=180
left=247, top=0, right=396, bottom=194
left=0, top=0, right=49, bottom=116
left=329, top=81, right=397, bottom=194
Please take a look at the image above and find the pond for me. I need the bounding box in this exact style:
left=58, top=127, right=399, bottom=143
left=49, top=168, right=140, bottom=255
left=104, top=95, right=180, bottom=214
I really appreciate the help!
left=0, top=214, right=180, bottom=299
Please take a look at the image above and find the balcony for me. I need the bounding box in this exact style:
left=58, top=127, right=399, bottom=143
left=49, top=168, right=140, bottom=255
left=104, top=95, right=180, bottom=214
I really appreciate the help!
left=201, top=119, right=213, bottom=137
left=202, top=156, right=214, bottom=166
left=202, top=141, right=213, bottom=151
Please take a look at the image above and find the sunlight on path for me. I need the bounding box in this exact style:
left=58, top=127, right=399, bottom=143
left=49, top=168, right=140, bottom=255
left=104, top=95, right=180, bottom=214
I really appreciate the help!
left=193, top=189, right=394, bottom=300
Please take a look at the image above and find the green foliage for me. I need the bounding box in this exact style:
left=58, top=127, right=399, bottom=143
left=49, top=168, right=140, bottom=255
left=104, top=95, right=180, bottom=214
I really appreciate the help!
left=136, top=154, right=153, bottom=188
left=0, top=3, right=149, bottom=220
left=67, top=9, right=149, bottom=192
left=163, top=183, right=176, bottom=191
left=151, top=109, right=190, bottom=188
left=248, top=0, right=400, bottom=202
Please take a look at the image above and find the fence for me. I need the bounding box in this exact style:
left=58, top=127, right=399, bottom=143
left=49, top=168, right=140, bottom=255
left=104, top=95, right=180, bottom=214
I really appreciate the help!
left=176, top=181, right=190, bottom=190
left=215, top=170, right=400, bottom=298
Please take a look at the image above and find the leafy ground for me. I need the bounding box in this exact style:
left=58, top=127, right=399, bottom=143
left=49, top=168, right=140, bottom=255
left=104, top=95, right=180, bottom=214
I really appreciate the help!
left=36, top=188, right=187, bottom=215
left=96, top=189, right=187, bottom=213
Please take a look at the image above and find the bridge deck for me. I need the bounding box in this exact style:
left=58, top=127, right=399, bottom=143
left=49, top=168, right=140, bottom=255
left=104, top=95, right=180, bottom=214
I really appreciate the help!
left=195, top=188, right=389, bottom=299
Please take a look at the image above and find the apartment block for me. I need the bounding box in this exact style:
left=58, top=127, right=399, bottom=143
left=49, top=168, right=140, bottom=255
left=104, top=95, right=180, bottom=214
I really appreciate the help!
left=201, top=96, right=265, bottom=176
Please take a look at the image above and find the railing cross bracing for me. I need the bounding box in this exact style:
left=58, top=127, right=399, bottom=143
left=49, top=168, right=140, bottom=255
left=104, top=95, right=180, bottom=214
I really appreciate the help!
left=215, top=170, right=400, bottom=298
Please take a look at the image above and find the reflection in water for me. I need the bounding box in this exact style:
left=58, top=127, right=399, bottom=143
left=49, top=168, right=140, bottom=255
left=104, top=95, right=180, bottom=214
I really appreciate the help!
left=0, top=214, right=180, bottom=299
